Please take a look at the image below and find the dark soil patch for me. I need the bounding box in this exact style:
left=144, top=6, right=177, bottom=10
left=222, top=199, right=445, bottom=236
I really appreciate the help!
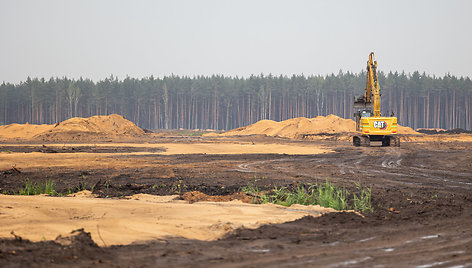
left=0, top=145, right=165, bottom=153
left=182, top=191, right=253, bottom=203
left=416, top=128, right=472, bottom=134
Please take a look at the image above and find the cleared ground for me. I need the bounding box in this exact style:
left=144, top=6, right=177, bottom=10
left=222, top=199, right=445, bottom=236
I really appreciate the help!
left=0, top=135, right=471, bottom=267
left=0, top=194, right=336, bottom=246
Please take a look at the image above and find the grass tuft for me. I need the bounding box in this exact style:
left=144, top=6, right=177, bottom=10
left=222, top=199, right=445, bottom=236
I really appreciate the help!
left=242, top=179, right=373, bottom=213
left=352, top=182, right=373, bottom=213
left=19, top=179, right=56, bottom=196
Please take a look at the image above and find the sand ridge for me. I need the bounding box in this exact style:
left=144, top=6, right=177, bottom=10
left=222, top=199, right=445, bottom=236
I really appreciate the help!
left=205, top=114, right=419, bottom=138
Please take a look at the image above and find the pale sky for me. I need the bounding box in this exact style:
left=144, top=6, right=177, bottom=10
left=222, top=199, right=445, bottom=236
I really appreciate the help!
left=1, top=0, right=471, bottom=83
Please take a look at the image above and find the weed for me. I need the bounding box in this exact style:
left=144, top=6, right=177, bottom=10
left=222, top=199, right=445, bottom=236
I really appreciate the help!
left=241, top=180, right=262, bottom=203
left=44, top=180, right=56, bottom=196
left=105, top=180, right=111, bottom=189
left=315, top=180, right=349, bottom=210
left=77, top=175, right=90, bottom=191
left=19, top=179, right=56, bottom=196
left=242, top=179, right=373, bottom=212
left=79, top=181, right=88, bottom=191
left=352, top=182, right=373, bottom=213
left=19, top=179, right=42, bottom=195
left=172, top=180, right=184, bottom=194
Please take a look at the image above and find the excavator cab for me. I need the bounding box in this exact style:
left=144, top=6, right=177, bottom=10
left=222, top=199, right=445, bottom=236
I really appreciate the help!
left=360, top=110, right=372, bottom=117
left=354, top=108, right=373, bottom=131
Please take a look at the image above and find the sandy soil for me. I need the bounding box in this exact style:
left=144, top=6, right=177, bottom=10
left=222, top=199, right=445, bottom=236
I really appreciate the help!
left=0, top=142, right=330, bottom=171
left=0, top=193, right=333, bottom=246
left=0, top=114, right=143, bottom=142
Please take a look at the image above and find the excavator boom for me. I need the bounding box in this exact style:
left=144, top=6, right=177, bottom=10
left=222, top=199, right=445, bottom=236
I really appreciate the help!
left=366, top=52, right=381, bottom=117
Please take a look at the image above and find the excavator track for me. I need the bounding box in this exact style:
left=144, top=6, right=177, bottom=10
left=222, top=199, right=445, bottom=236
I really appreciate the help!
left=353, top=135, right=370, bottom=147
left=392, top=136, right=400, bottom=147
left=354, top=135, right=400, bottom=147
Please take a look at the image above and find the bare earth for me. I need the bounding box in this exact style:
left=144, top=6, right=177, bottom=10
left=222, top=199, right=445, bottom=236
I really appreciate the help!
left=0, top=194, right=333, bottom=246
left=0, top=115, right=471, bottom=267
left=0, top=136, right=471, bottom=267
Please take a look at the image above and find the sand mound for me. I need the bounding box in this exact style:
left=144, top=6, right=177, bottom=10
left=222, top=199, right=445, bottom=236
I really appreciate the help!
left=214, top=115, right=355, bottom=139
left=66, top=190, right=98, bottom=198
left=0, top=114, right=144, bottom=141
left=397, top=125, right=419, bottom=135
left=0, top=123, right=52, bottom=140
left=210, top=115, right=418, bottom=139
left=52, top=114, right=144, bottom=136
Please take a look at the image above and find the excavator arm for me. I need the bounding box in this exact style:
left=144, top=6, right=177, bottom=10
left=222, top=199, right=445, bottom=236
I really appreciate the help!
left=365, top=52, right=381, bottom=117
left=353, top=52, right=381, bottom=117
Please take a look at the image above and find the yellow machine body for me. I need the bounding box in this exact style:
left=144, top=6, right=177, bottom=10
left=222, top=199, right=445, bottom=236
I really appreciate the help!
left=353, top=52, right=400, bottom=147
left=358, top=117, right=397, bottom=135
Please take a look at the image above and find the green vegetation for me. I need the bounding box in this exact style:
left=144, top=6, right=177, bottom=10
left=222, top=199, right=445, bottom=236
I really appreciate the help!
left=78, top=175, right=96, bottom=192
left=242, top=179, right=373, bottom=213
left=19, top=179, right=56, bottom=196
left=79, top=180, right=88, bottom=192
left=172, top=180, right=184, bottom=195
left=16, top=177, right=99, bottom=196
left=352, top=182, right=373, bottom=212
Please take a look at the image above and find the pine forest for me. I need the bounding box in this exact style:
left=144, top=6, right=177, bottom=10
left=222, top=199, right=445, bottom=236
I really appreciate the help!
left=1, top=71, right=471, bottom=131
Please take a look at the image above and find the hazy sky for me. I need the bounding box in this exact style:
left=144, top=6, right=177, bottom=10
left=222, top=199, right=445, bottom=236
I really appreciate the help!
left=1, top=0, right=471, bottom=83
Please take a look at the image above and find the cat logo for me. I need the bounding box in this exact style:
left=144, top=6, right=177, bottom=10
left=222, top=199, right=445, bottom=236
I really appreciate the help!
left=373, top=121, right=387, bottom=130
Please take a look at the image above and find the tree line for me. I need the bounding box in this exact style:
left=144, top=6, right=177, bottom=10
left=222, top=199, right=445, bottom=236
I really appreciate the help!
left=1, top=71, right=471, bottom=130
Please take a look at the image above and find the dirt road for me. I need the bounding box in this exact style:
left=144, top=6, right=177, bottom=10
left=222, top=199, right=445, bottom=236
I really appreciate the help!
left=0, top=137, right=471, bottom=267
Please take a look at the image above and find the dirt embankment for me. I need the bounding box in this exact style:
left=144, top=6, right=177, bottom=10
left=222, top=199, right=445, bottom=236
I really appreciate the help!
left=0, top=114, right=144, bottom=142
left=205, top=114, right=418, bottom=139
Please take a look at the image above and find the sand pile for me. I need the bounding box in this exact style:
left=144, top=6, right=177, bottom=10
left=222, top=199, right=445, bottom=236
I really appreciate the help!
left=0, top=114, right=144, bottom=141
left=397, top=125, right=419, bottom=135
left=0, top=123, right=52, bottom=140
left=208, top=115, right=418, bottom=138
left=47, top=114, right=144, bottom=136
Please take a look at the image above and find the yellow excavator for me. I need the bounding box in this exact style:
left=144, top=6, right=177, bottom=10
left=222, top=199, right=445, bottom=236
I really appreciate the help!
left=353, top=52, right=400, bottom=147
